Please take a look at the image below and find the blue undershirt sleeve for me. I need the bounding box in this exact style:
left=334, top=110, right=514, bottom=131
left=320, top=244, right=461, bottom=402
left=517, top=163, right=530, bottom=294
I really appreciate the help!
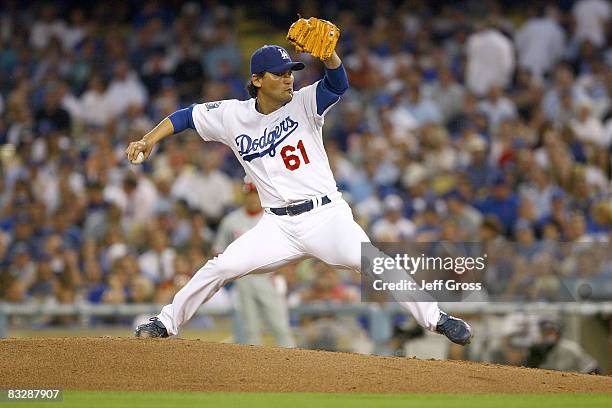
left=168, top=104, right=195, bottom=133
left=316, top=64, right=349, bottom=116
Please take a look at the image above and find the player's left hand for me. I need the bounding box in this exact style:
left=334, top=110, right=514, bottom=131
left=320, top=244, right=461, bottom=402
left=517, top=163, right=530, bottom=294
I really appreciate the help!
left=287, top=16, right=340, bottom=61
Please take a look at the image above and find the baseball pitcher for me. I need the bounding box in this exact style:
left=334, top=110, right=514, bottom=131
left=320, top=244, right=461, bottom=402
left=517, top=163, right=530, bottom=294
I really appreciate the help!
left=127, top=17, right=472, bottom=345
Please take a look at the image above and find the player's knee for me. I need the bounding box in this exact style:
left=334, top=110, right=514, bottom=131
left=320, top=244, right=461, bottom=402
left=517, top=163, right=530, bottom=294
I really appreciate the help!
left=327, top=253, right=361, bottom=273
left=346, top=257, right=362, bottom=273
left=213, top=254, right=248, bottom=282
left=338, top=246, right=363, bottom=272
left=190, top=257, right=230, bottom=286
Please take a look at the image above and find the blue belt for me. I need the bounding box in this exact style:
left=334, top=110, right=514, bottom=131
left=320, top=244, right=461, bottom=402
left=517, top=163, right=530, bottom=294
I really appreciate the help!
left=270, top=196, right=331, bottom=216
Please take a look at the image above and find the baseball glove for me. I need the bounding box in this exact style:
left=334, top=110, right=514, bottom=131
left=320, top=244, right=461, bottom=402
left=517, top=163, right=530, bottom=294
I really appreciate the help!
left=287, top=17, right=340, bottom=60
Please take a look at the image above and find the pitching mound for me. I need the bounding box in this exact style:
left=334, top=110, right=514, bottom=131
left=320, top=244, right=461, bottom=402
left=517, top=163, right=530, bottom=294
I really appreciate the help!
left=1, top=338, right=610, bottom=393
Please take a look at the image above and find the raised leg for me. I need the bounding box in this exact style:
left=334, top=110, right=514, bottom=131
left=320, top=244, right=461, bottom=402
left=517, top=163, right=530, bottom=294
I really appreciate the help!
left=299, top=200, right=442, bottom=331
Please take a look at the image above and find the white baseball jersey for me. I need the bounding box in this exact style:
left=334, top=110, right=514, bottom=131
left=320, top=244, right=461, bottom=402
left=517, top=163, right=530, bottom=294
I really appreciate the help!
left=191, top=83, right=341, bottom=208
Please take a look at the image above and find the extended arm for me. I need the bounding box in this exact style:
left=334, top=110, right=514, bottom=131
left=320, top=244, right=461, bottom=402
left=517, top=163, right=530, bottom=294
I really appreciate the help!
left=316, top=51, right=349, bottom=116
left=125, top=105, right=195, bottom=163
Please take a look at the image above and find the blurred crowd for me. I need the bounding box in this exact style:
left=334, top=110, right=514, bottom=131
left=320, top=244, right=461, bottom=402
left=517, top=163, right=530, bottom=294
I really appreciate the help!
left=0, top=0, right=610, bottom=327
left=485, top=313, right=600, bottom=374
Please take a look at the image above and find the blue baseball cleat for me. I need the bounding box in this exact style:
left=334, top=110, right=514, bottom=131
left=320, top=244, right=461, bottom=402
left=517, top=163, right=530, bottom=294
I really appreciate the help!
left=436, top=311, right=472, bottom=345
left=135, top=317, right=169, bottom=338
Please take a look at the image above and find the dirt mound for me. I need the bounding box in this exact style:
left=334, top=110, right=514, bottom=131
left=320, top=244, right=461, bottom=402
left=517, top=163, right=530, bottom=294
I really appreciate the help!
left=1, top=338, right=610, bottom=393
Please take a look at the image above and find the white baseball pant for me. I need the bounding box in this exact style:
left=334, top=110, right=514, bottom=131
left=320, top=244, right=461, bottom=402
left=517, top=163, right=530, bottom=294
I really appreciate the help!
left=158, top=197, right=441, bottom=335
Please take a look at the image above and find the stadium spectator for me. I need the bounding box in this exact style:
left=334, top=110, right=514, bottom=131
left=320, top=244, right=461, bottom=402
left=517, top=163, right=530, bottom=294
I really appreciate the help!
left=171, top=150, right=233, bottom=224
left=569, top=100, right=608, bottom=147
left=402, top=85, right=442, bottom=126
left=465, top=20, right=515, bottom=96
left=527, top=316, right=599, bottom=373
left=572, top=0, right=611, bottom=48
left=478, top=85, right=517, bottom=134
left=475, top=176, right=520, bottom=236
left=430, top=67, right=465, bottom=124
left=514, top=6, right=565, bottom=81
left=371, top=194, right=415, bottom=242
left=444, top=190, right=482, bottom=240
left=138, top=228, right=176, bottom=285
left=105, top=61, right=148, bottom=119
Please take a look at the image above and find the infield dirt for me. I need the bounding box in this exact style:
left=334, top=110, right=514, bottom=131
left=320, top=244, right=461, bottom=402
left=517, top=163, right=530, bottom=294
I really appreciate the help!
left=1, top=338, right=611, bottom=393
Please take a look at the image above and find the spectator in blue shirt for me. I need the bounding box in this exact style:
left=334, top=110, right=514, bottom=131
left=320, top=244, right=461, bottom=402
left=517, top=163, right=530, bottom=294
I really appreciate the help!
left=476, top=175, right=520, bottom=236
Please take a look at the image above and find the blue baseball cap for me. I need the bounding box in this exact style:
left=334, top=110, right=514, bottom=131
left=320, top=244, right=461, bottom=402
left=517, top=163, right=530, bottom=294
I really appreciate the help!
left=250, top=45, right=305, bottom=75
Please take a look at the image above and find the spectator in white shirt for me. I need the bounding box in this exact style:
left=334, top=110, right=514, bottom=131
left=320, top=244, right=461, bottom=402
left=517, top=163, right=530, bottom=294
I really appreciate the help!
left=572, top=0, right=611, bottom=47
left=403, top=85, right=442, bottom=126
left=478, top=85, right=518, bottom=134
left=552, top=89, right=576, bottom=129
left=514, top=7, right=565, bottom=81
left=570, top=100, right=608, bottom=147
left=542, top=64, right=586, bottom=122
left=385, top=92, right=419, bottom=137
left=77, top=75, right=113, bottom=127
left=171, top=150, right=233, bottom=224
left=430, top=67, right=465, bottom=124
left=60, top=9, right=88, bottom=52
left=519, top=167, right=557, bottom=220
left=29, top=4, right=66, bottom=50
left=466, top=21, right=515, bottom=96
left=575, top=58, right=610, bottom=119
left=124, top=174, right=159, bottom=223
left=371, top=195, right=416, bottom=242
left=105, top=61, right=148, bottom=119
left=138, top=229, right=176, bottom=284
left=106, top=173, right=159, bottom=225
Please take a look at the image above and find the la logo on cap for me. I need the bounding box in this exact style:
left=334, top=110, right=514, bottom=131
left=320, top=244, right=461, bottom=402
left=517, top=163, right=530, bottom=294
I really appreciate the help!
left=278, top=48, right=289, bottom=60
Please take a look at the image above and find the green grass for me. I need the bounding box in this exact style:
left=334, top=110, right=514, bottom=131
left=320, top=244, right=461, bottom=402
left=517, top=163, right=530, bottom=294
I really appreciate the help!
left=3, top=391, right=611, bottom=408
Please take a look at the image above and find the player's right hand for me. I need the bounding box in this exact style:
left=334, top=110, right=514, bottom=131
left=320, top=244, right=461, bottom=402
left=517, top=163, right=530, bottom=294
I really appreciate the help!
left=125, top=139, right=152, bottom=164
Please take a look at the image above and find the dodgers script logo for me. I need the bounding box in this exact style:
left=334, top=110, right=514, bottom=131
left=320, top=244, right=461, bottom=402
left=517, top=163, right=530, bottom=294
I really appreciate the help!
left=236, top=116, right=299, bottom=162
